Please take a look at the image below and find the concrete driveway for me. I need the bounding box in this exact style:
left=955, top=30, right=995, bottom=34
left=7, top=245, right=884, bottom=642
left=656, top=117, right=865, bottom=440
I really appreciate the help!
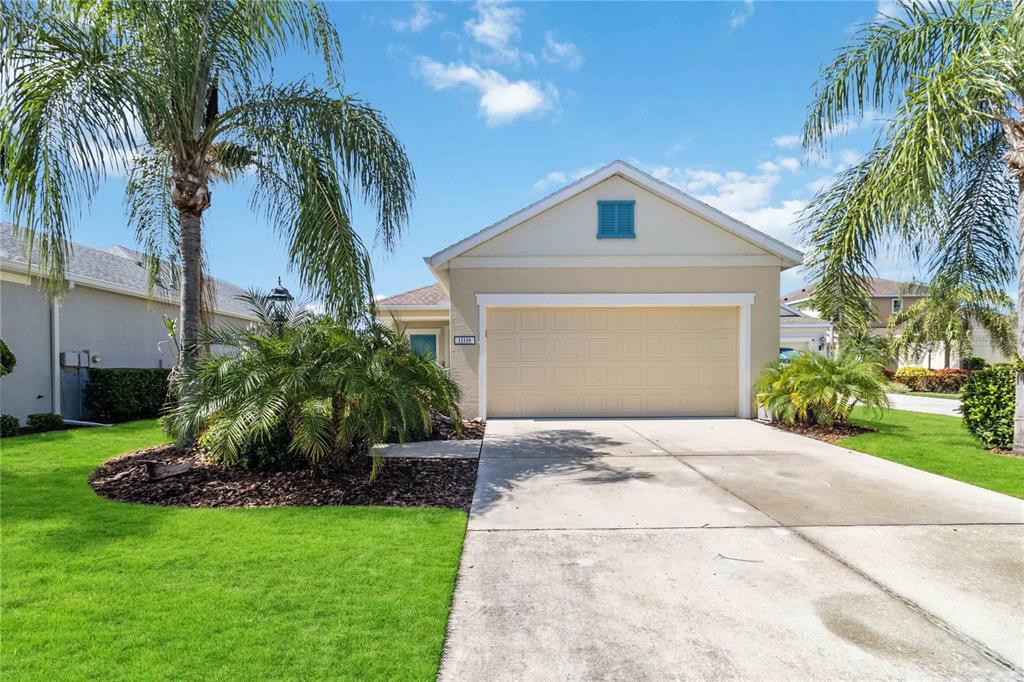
left=887, top=392, right=962, bottom=417
left=439, top=419, right=1024, bottom=681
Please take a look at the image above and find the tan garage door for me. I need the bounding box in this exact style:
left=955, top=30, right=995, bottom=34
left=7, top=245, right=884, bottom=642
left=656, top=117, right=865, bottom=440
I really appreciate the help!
left=487, top=307, right=739, bottom=418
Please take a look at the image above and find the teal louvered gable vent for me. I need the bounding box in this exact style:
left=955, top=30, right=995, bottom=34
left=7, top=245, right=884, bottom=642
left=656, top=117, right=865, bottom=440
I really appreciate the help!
left=596, top=200, right=635, bottom=239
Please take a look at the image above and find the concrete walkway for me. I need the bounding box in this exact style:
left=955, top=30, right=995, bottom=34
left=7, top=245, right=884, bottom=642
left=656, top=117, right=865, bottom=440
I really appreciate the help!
left=886, top=392, right=961, bottom=417
left=440, top=418, right=1024, bottom=681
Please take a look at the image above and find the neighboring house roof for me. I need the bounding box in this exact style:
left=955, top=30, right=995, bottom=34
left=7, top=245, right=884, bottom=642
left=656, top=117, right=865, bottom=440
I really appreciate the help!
left=779, top=303, right=831, bottom=327
left=782, top=277, right=926, bottom=305
left=376, top=283, right=449, bottom=308
left=426, top=160, right=804, bottom=270
left=0, top=222, right=255, bottom=318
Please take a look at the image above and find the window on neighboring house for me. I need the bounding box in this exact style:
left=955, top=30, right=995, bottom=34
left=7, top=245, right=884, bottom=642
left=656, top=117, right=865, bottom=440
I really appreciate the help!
left=597, top=200, right=636, bottom=239
left=891, top=298, right=902, bottom=314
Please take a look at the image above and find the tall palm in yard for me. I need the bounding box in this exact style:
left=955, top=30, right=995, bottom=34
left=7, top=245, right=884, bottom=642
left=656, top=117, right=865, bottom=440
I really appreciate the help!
left=1, top=0, right=413, bottom=362
left=888, top=278, right=1015, bottom=368
left=799, top=0, right=1024, bottom=450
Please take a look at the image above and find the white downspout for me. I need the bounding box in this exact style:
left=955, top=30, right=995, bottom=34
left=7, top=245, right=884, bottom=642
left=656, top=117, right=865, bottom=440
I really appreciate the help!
left=50, top=300, right=60, bottom=415
left=50, top=292, right=63, bottom=416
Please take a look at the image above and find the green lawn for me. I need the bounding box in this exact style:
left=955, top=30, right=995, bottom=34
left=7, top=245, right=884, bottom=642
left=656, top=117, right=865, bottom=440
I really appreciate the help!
left=1, top=421, right=467, bottom=681
left=905, top=391, right=962, bottom=400
left=842, top=407, right=1024, bottom=499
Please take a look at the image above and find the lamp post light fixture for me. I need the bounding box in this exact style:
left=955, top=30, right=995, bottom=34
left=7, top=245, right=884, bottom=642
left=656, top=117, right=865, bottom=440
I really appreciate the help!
left=268, top=277, right=294, bottom=304
left=267, top=277, right=294, bottom=327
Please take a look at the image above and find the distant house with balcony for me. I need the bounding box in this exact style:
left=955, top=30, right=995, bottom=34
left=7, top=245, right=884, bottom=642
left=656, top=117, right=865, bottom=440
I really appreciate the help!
left=781, top=277, right=1011, bottom=368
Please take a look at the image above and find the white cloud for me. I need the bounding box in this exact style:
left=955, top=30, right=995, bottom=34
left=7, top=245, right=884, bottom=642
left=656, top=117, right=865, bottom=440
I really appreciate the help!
left=532, top=166, right=597, bottom=191
left=465, top=1, right=530, bottom=65
left=416, top=57, right=556, bottom=126
left=729, top=0, right=755, bottom=29
left=776, top=157, right=801, bottom=172
left=542, top=31, right=584, bottom=70
left=834, top=148, right=862, bottom=170
left=646, top=163, right=806, bottom=245
left=391, top=2, right=443, bottom=33
left=876, top=0, right=929, bottom=20
left=772, top=134, right=801, bottom=148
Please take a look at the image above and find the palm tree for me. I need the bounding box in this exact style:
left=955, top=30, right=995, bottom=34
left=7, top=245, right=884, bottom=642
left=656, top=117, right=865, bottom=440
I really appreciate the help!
left=799, top=0, right=1024, bottom=450
left=888, top=279, right=1015, bottom=368
left=165, top=306, right=462, bottom=477
left=1, top=0, right=414, bottom=363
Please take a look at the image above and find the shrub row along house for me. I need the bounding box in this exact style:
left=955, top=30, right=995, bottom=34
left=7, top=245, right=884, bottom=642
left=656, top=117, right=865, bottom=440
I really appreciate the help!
left=0, top=223, right=255, bottom=422
left=376, top=161, right=805, bottom=419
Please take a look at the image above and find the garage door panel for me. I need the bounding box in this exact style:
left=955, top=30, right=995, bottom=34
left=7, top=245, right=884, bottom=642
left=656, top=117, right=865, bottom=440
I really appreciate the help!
left=582, top=366, right=610, bottom=387
left=553, top=337, right=579, bottom=359
left=487, top=307, right=738, bottom=418
left=708, top=335, right=738, bottom=359
left=615, top=310, right=645, bottom=330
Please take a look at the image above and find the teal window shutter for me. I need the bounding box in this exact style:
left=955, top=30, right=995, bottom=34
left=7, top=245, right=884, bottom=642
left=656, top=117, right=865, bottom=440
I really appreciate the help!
left=596, top=201, right=636, bottom=238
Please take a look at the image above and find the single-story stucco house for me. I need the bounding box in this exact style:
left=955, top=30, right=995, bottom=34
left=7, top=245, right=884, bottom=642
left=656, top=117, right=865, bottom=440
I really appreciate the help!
left=0, top=222, right=256, bottom=421
left=376, top=160, right=804, bottom=420
left=779, top=303, right=833, bottom=355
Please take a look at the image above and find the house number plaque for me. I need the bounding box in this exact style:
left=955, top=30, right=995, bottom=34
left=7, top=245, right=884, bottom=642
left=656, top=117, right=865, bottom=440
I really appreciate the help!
left=453, top=336, right=477, bottom=346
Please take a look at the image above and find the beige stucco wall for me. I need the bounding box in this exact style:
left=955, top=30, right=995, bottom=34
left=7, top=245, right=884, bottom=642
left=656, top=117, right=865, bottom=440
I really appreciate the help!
left=446, top=266, right=780, bottom=418
left=870, top=295, right=922, bottom=329
left=463, top=175, right=774, bottom=260
left=376, top=308, right=451, bottom=367
left=464, top=175, right=770, bottom=260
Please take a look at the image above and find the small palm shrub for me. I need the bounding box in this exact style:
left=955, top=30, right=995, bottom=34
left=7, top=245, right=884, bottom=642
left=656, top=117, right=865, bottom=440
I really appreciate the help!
left=163, top=296, right=461, bottom=477
left=961, top=364, right=1014, bottom=450
left=756, top=352, right=889, bottom=427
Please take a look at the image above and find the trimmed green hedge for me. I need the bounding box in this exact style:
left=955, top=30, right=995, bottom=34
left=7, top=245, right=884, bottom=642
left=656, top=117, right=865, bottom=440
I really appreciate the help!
left=961, top=364, right=1014, bottom=450
left=893, top=366, right=970, bottom=393
left=83, top=368, right=171, bottom=422
left=27, top=412, right=65, bottom=432
left=0, top=414, right=18, bottom=438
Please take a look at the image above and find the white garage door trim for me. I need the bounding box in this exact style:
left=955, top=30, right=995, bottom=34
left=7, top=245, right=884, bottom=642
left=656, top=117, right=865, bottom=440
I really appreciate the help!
left=476, top=293, right=755, bottom=420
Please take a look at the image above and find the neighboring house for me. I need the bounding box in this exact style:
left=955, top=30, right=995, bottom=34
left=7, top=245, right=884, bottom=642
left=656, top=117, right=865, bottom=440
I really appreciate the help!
left=779, top=303, right=833, bottom=355
left=376, top=160, right=803, bottom=419
left=781, top=276, right=1011, bottom=368
left=0, top=223, right=256, bottom=421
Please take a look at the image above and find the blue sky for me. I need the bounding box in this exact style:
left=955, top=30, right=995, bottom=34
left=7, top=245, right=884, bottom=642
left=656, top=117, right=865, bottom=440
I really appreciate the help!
left=65, top=0, right=912, bottom=301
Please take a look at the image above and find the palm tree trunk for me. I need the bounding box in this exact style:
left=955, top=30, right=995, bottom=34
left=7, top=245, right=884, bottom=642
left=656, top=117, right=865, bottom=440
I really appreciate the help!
left=1015, top=177, right=1024, bottom=454
left=171, top=156, right=212, bottom=366
left=179, top=209, right=203, bottom=363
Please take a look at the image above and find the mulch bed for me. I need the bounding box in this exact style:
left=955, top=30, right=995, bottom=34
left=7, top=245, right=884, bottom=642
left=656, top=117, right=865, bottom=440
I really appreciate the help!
left=429, top=417, right=485, bottom=441
left=766, top=420, right=874, bottom=444
left=90, top=445, right=478, bottom=510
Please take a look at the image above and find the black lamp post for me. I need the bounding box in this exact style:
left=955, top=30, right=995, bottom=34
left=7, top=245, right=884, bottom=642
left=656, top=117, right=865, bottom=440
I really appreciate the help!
left=267, top=277, right=293, bottom=325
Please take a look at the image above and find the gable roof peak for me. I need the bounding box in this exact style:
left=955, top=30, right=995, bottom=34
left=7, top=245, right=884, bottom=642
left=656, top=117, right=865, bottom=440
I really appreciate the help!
left=427, top=160, right=803, bottom=269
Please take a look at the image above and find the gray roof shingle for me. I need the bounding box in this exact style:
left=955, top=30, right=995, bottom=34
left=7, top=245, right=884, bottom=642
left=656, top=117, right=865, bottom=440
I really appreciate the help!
left=1, top=222, right=254, bottom=317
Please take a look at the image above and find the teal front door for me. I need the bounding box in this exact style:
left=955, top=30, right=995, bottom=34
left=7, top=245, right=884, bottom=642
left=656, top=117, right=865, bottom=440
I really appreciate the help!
left=408, top=333, right=437, bottom=360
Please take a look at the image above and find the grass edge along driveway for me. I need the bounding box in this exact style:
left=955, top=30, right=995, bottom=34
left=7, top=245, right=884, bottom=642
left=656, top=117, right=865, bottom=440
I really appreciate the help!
left=844, top=407, right=1024, bottom=500
left=1, top=421, right=467, bottom=681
